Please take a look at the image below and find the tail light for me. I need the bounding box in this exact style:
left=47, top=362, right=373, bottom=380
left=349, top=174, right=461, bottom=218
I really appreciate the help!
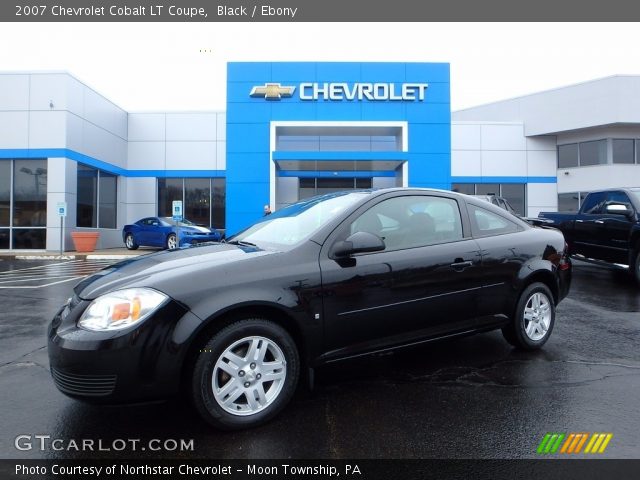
left=559, top=242, right=571, bottom=271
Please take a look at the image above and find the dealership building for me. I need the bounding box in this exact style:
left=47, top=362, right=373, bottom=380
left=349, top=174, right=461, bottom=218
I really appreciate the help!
left=1, top=62, right=640, bottom=250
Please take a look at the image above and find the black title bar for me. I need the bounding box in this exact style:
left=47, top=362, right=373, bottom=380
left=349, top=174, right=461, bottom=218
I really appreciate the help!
left=4, top=0, right=640, bottom=22
left=2, top=459, right=640, bottom=480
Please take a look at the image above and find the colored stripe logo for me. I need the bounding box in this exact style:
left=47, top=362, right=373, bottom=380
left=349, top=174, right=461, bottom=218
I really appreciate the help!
left=537, top=433, right=613, bottom=454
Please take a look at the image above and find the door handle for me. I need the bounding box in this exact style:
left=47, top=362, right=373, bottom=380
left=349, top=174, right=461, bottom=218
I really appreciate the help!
left=450, top=260, right=473, bottom=269
left=594, top=220, right=604, bottom=224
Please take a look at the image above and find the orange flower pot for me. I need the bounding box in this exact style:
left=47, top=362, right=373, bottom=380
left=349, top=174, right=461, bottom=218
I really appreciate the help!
left=71, top=231, right=100, bottom=253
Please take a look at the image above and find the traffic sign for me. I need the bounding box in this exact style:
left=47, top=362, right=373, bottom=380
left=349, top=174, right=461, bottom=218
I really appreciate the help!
left=56, top=202, right=67, bottom=217
left=172, top=200, right=183, bottom=221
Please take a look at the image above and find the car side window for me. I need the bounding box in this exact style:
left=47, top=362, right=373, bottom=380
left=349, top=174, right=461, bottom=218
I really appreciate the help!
left=580, top=192, right=607, bottom=214
left=469, top=205, right=519, bottom=237
left=347, top=195, right=463, bottom=252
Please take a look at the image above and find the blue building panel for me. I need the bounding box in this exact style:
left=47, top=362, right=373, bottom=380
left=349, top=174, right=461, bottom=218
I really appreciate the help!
left=316, top=63, right=362, bottom=82
left=405, top=63, right=450, bottom=83
left=360, top=102, right=407, bottom=121
left=226, top=102, right=272, bottom=124
left=270, top=102, right=318, bottom=121
left=360, top=63, right=408, bottom=82
left=226, top=124, right=270, bottom=153
left=271, top=62, right=318, bottom=82
left=315, top=101, right=363, bottom=121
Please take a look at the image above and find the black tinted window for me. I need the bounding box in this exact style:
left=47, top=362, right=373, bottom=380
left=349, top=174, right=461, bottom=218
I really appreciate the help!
left=469, top=205, right=519, bottom=237
left=580, top=192, right=606, bottom=214
left=349, top=196, right=463, bottom=251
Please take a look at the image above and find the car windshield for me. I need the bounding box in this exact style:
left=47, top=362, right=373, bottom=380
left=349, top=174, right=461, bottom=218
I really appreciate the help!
left=629, top=188, right=640, bottom=203
left=229, top=192, right=369, bottom=249
left=161, top=217, right=196, bottom=227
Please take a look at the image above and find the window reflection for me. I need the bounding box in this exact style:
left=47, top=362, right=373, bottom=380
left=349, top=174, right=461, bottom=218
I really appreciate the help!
left=13, top=160, right=47, bottom=227
left=158, top=178, right=226, bottom=229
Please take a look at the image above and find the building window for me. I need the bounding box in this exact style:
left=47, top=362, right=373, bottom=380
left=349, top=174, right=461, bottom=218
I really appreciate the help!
left=299, top=177, right=372, bottom=200
left=451, top=183, right=526, bottom=216
left=557, top=193, right=580, bottom=213
left=557, top=191, right=590, bottom=212
left=558, top=139, right=613, bottom=168
left=0, top=159, right=47, bottom=249
left=579, top=140, right=607, bottom=166
left=157, top=178, right=226, bottom=229
left=276, top=127, right=402, bottom=153
left=77, top=165, right=118, bottom=228
left=558, top=144, right=579, bottom=168
left=612, top=139, right=635, bottom=164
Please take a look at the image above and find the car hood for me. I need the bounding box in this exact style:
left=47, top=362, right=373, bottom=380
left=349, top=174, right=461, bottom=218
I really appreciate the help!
left=74, top=243, right=273, bottom=300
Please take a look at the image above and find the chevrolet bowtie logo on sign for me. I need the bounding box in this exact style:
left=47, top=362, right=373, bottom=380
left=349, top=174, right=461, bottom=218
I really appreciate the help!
left=537, top=432, right=613, bottom=455
left=250, top=83, right=296, bottom=100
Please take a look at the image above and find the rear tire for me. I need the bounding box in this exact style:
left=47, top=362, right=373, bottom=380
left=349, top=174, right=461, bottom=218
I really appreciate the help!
left=502, top=282, right=555, bottom=350
left=124, top=233, right=138, bottom=250
left=191, top=318, right=300, bottom=430
left=633, top=250, right=640, bottom=286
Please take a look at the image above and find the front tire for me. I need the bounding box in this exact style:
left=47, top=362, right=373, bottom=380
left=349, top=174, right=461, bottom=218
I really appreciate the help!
left=502, top=282, right=555, bottom=350
left=124, top=233, right=138, bottom=250
left=191, top=319, right=300, bottom=430
left=166, top=233, right=177, bottom=249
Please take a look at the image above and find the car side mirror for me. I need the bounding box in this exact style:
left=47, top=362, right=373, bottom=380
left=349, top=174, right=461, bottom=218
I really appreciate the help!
left=605, top=203, right=633, bottom=217
left=331, top=231, right=385, bottom=258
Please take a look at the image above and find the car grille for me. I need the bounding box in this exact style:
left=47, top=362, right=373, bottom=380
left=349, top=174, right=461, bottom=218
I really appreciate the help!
left=51, top=368, right=116, bottom=397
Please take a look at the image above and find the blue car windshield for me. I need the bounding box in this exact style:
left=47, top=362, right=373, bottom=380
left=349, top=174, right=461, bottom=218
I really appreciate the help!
left=230, top=192, right=369, bottom=249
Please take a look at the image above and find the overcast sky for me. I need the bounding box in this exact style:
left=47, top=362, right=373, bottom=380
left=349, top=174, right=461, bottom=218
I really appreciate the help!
left=1, top=22, right=638, bottom=112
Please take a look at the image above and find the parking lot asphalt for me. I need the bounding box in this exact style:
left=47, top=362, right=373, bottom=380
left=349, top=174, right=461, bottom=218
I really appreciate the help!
left=0, top=256, right=638, bottom=460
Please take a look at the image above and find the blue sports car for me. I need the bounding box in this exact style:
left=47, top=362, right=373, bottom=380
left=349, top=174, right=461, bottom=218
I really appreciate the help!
left=122, top=217, right=222, bottom=250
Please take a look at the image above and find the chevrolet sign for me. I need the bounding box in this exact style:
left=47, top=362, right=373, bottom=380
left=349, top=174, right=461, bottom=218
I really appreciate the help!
left=249, top=82, right=428, bottom=101
left=300, top=83, right=428, bottom=101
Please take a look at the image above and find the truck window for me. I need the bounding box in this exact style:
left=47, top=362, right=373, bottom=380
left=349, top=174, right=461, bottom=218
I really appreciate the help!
left=580, top=192, right=606, bottom=214
left=605, top=191, right=632, bottom=209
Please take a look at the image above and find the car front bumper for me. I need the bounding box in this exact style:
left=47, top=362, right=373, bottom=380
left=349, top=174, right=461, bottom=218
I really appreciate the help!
left=47, top=295, right=197, bottom=403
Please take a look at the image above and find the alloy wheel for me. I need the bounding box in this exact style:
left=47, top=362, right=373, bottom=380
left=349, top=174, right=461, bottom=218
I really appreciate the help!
left=211, top=336, right=287, bottom=416
left=523, top=292, right=552, bottom=341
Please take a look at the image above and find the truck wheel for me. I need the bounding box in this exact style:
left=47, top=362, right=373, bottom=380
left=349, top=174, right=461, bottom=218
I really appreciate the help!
left=502, top=282, right=555, bottom=350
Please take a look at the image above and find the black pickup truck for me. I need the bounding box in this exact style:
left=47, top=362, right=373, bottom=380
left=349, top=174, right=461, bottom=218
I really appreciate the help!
left=537, top=188, right=640, bottom=283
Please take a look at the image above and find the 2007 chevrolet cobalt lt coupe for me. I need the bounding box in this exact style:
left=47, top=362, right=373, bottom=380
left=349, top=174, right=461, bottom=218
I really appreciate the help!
left=49, top=188, right=571, bottom=430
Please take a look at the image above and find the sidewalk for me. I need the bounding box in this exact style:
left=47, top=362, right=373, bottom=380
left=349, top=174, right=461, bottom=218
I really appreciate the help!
left=0, top=247, right=161, bottom=261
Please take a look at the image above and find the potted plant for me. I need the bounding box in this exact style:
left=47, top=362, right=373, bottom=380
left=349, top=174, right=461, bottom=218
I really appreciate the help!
left=71, top=231, right=100, bottom=252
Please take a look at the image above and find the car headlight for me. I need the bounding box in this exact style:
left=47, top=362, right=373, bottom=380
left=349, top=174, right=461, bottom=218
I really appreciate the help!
left=77, top=288, right=168, bottom=332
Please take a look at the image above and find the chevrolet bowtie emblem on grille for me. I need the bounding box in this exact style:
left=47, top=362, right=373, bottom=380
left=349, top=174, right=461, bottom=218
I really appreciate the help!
left=250, top=83, right=296, bottom=100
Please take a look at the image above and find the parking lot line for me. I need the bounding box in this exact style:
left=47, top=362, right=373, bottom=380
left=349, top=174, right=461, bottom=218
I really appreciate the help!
left=0, top=259, right=118, bottom=289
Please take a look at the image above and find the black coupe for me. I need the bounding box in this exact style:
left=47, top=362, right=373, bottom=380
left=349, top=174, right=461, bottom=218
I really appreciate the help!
left=49, top=188, right=571, bottom=430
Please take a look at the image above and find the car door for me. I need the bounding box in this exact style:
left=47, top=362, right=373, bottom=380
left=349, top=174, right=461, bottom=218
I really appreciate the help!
left=594, top=191, right=636, bottom=263
left=135, top=218, right=153, bottom=245
left=319, top=192, right=483, bottom=358
left=146, top=218, right=165, bottom=246
left=465, top=204, right=530, bottom=322
left=571, top=191, right=607, bottom=259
